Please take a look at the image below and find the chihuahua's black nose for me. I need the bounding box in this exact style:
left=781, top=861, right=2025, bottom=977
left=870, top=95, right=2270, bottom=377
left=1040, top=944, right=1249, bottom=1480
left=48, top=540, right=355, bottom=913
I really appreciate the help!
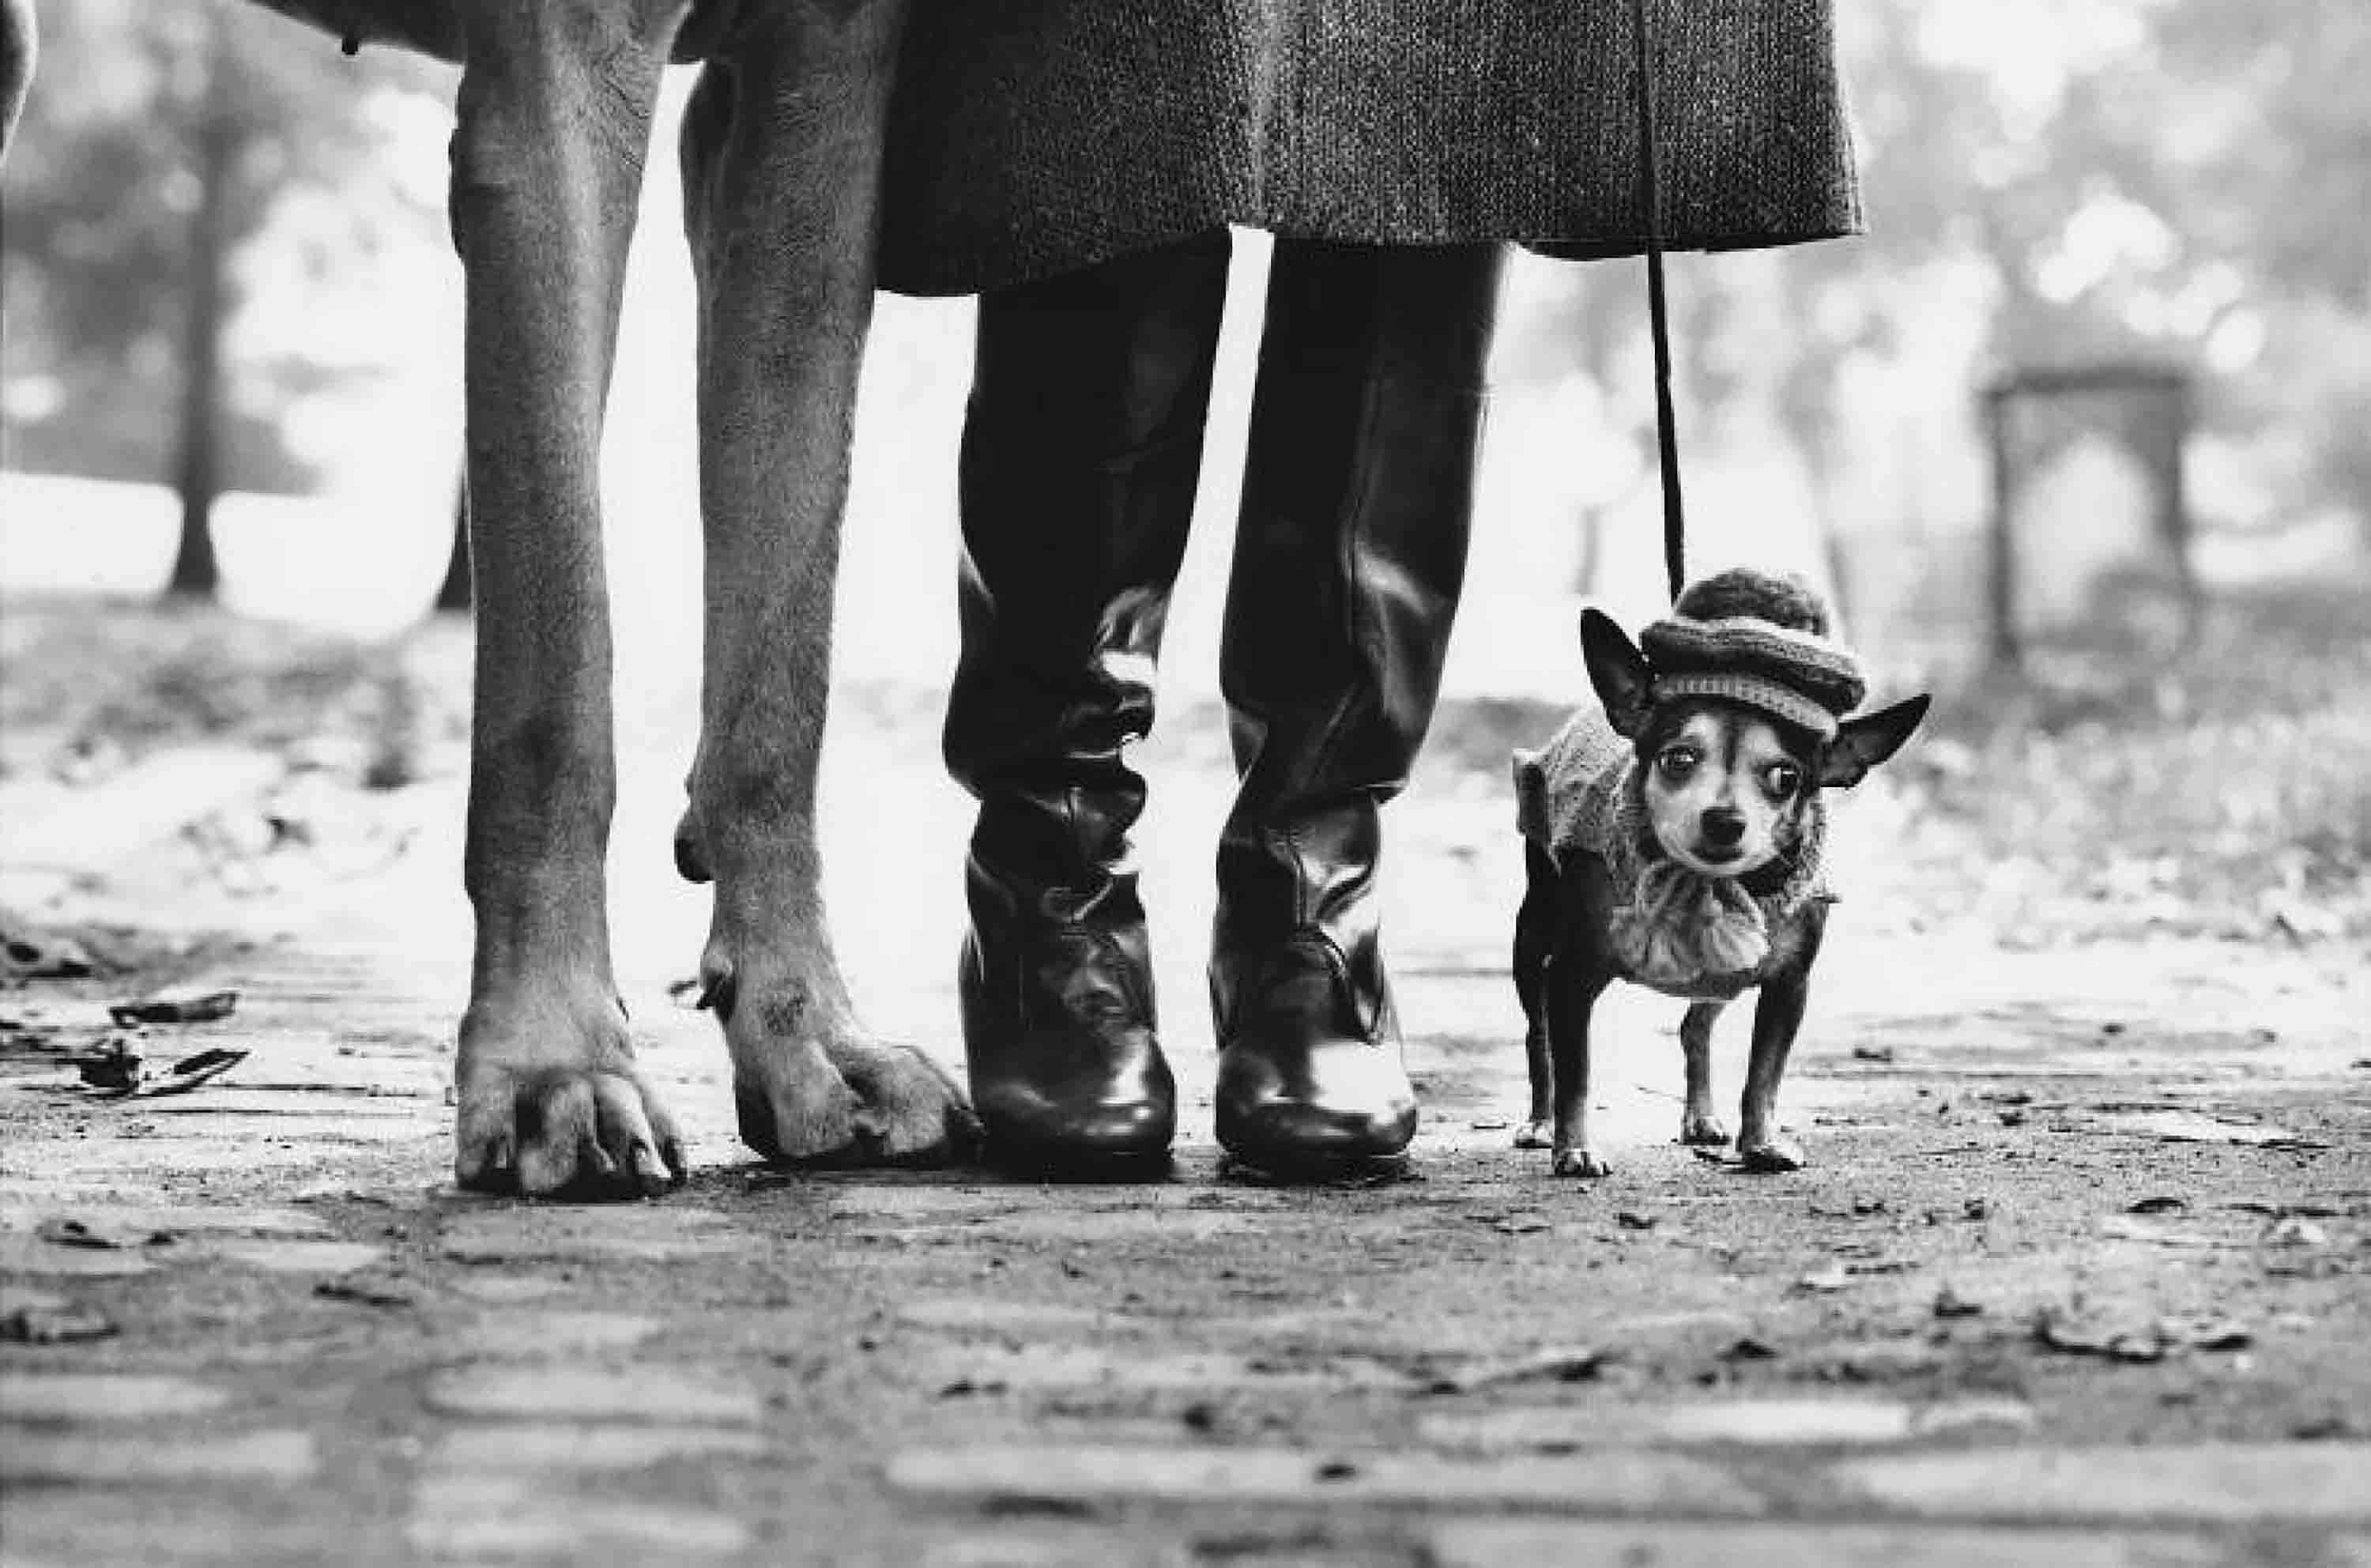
left=1700, top=807, right=1746, bottom=848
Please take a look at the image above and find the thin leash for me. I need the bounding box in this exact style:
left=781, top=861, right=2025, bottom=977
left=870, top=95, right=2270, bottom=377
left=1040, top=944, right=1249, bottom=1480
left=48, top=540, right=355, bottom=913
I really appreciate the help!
left=1630, top=0, right=1686, bottom=604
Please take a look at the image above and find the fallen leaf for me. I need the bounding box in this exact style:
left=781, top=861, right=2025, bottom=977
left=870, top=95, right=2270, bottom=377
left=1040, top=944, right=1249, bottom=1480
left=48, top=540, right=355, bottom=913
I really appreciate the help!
left=80, top=1046, right=249, bottom=1101
left=0, top=1301, right=117, bottom=1344
left=314, top=1276, right=420, bottom=1309
left=1423, top=1345, right=1605, bottom=1395
left=36, top=1216, right=177, bottom=1250
left=2034, top=1311, right=2165, bottom=1363
left=2172, top=1317, right=2252, bottom=1351
left=107, top=989, right=239, bottom=1027
left=2091, top=1108, right=2318, bottom=1148
left=1, top=928, right=98, bottom=979
left=72, top=1042, right=143, bottom=1092
left=1932, top=1286, right=1983, bottom=1319
left=2265, top=1217, right=2330, bottom=1248
left=2100, top=1216, right=2228, bottom=1247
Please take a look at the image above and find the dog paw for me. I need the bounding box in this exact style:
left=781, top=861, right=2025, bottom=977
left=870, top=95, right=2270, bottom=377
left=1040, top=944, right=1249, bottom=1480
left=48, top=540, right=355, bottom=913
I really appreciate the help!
left=454, top=991, right=686, bottom=1198
left=1737, top=1134, right=1807, bottom=1173
left=713, top=962, right=976, bottom=1167
left=1513, top=1119, right=1552, bottom=1149
left=1551, top=1147, right=1611, bottom=1178
left=822, top=1034, right=982, bottom=1165
left=1679, top=1110, right=1730, bottom=1146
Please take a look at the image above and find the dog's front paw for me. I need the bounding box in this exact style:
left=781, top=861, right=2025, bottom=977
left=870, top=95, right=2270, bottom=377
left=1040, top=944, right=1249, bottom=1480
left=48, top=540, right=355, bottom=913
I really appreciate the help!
left=1737, top=1134, right=1807, bottom=1173
left=1551, top=1146, right=1611, bottom=1178
left=711, top=958, right=976, bottom=1167
left=1679, top=1109, right=1729, bottom=1146
left=822, top=1034, right=982, bottom=1165
left=454, top=989, right=686, bottom=1199
left=1513, top=1119, right=1552, bottom=1149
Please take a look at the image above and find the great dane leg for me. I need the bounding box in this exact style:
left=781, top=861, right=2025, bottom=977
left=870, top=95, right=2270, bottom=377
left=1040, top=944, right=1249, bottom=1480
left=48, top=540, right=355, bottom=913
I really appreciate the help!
left=0, top=0, right=33, bottom=164
left=674, top=2, right=974, bottom=1164
left=448, top=0, right=689, bottom=1195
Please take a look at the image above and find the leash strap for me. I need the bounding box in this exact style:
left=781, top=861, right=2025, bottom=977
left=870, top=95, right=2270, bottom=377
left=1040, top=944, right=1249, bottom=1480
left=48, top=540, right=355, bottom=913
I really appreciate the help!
left=1630, top=0, right=1685, bottom=602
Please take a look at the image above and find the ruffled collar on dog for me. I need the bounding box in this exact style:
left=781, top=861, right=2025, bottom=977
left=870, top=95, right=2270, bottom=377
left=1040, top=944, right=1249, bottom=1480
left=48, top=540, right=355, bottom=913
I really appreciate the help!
left=1595, top=760, right=1830, bottom=1000
left=1513, top=709, right=1834, bottom=1000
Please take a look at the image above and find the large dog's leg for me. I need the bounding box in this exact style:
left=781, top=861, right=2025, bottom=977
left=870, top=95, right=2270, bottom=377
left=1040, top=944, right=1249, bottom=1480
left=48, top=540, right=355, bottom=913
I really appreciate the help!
left=0, top=0, right=33, bottom=163
left=673, top=2, right=974, bottom=1165
left=447, top=1, right=689, bottom=1195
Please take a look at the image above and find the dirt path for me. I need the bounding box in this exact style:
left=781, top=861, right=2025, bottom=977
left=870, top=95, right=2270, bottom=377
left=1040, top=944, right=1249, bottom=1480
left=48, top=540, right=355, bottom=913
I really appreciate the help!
left=6, top=855, right=2369, bottom=1563
left=3, top=604, right=2369, bottom=1564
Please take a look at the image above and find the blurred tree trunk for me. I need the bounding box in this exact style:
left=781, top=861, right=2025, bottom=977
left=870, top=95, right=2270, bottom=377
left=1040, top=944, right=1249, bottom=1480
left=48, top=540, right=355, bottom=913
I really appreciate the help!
left=433, top=480, right=472, bottom=613
left=164, top=17, right=240, bottom=601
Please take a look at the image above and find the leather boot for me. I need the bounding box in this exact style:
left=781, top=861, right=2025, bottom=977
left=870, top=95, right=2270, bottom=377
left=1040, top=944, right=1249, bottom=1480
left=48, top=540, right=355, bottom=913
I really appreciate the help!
left=1211, top=239, right=1505, bottom=1175
left=945, top=232, right=1231, bottom=1172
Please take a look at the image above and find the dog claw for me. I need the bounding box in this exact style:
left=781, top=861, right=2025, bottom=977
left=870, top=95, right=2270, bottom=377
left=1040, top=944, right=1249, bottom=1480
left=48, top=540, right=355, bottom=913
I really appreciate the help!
left=1513, top=1120, right=1552, bottom=1150
left=453, top=1001, right=688, bottom=1200
left=1551, top=1148, right=1611, bottom=1178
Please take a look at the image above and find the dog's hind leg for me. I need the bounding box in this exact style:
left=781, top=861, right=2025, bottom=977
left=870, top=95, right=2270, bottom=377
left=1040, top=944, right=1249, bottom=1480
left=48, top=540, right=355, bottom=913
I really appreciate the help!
left=1512, top=842, right=1557, bottom=1148
left=444, top=1, right=695, bottom=1197
left=1678, top=1001, right=1728, bottom=1145
left=673, top=2, right=976, bottom=1167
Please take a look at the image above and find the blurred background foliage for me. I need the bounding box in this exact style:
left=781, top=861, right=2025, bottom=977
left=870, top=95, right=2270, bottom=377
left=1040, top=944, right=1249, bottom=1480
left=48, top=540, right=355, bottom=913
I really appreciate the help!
left=1, top=0, right=443, bottom=592
left=2, top=0, right=2367, bottom=624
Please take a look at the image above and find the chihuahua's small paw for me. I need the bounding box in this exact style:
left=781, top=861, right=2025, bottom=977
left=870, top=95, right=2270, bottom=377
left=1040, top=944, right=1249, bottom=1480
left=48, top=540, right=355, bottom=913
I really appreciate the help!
left=1513, top=1119, right=1552, bottom=1149
left=1679, top=1110, right=1729, bottom=1145
left=1738, top=1135, right=1807, bottom=1173
left=1551, top=1147, right=1611, bottom=1178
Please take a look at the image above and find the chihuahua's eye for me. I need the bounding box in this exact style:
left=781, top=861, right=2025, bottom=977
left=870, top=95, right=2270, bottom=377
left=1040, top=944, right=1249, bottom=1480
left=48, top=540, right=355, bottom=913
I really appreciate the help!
left=1656, top=746, right=1701, bottom=781
left=1762, top=762, right=1804, bottom=799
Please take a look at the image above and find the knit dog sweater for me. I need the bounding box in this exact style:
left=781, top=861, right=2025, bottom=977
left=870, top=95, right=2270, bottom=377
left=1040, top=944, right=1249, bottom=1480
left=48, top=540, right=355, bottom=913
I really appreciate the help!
left=1513, top=709, right=1831, bottom=1001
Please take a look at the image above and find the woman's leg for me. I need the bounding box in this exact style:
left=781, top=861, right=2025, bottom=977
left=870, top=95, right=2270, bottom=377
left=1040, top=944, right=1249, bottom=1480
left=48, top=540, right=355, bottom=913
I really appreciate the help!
left=944, top=230, right=1232, bottom=1170
left=1212, top=238, right=1506, bottom=1174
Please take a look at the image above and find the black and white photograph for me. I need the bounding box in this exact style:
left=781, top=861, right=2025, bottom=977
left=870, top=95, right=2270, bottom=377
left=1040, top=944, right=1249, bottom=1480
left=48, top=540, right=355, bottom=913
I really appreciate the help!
left=1, top=0, right=2365, bottom=1561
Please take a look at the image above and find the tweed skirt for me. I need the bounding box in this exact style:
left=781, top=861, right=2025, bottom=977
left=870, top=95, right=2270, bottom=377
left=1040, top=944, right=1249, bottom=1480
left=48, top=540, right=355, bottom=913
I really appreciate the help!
left=876, top=0, right=1861, bottom=297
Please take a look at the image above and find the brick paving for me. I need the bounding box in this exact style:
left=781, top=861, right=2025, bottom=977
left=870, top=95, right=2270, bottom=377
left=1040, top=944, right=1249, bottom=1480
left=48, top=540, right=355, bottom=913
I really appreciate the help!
left=4, top=735, right=2369, bottom=1565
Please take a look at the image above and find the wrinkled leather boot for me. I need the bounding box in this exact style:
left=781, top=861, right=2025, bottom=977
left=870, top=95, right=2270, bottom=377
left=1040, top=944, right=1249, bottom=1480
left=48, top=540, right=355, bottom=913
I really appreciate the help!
left=946, top=232, right=1231, bottom=1173
left=1212, top=239, right=1506, bottom=1176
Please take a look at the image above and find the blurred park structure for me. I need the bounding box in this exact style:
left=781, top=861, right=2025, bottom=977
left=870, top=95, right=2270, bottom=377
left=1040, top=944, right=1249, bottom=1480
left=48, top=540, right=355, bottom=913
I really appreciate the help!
left=5, top=0, right=2370, bottom=682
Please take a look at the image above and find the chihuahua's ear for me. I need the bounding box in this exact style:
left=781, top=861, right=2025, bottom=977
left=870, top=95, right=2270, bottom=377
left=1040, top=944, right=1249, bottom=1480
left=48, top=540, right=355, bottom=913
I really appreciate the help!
left=1820, top=695, right=1932, bottom=789
left=1580, top=607, right=1653, bottom=738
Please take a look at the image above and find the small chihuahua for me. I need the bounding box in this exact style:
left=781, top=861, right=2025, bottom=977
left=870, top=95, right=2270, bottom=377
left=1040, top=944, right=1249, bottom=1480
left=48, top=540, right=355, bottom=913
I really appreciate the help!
left=1510, top=569, right=1928, bottom=1178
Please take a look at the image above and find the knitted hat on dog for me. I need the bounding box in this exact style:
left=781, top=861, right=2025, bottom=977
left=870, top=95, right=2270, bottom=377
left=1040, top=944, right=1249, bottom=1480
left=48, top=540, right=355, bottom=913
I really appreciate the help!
left=1641, top=570, right=1866, bottom=740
